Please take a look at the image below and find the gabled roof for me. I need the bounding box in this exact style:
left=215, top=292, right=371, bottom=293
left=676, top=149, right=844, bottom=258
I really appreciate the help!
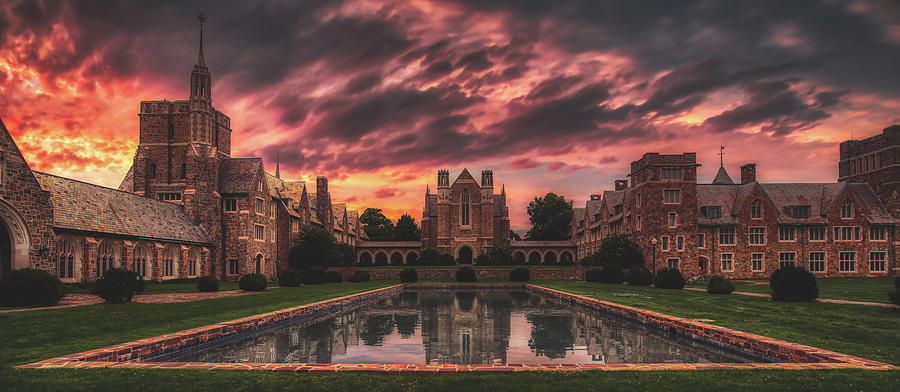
left=34, top=172, right=213, bottom=245
left=453, top=168, right=477, bottom=185
left=219, top=158, right=262, bottom=194
left=712, top=166, right=735, bottom=185
left=265, top=173, right=285, bottom=198
left=696, top=184, right=740, bottom=225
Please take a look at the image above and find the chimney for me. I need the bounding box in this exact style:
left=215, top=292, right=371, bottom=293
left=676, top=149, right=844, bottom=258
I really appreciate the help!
left=740, top=163, right=757, bottom=184
left=614, top=180, right=628, bottom=191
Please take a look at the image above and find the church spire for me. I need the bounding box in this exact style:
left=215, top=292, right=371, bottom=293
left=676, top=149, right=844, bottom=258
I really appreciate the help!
left=190, top=11, right=211, bottom=101
left=197, top=12, right=206, bottom=67
left=275, top=153, right=280, bottom=179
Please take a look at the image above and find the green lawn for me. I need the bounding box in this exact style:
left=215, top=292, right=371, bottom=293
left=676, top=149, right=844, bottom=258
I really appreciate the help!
left=686, top=277, right=896, bottom=304
left=1, top=280, right=898, bottom=391
left=64, top=280, right=242, bottom=295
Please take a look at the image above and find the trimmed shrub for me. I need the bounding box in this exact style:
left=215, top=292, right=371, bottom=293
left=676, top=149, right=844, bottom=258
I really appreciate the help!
left=889, top=276, right=900, bottom=306
left=654, top=268, right=685, bottom=289
left=597, top=264, right=625, bottom=284
left=94, top=268, right=142, bottom=303
left=706, top=275, right=734, bottom=294
left=624, top=266, right=653, bottom=286
left=456, top=267, right=476, bottom=282
left=197, top=275, right=219, bottom=292
left=239, top=273, right=268, bottom=291
left=475, top=254, right=492, bottom=265
left=348, top=270, right=371, bottom=283
left=509, top=267, right=530, bottom=282
left=489, top=246, right=513, bottom=265
left=302, top=267, right=328, bottom=285
left=0, top=268, right=64, bottom=307
left=585, top=268, right=603, bottom=282
left=418, top=248, right=441, bottom=266
left=278, top=269, right=303, bottom=287
left=770, top=265, right=818, bottom=301
left=399, top=268, right=418, bottom=283
left=439, top=253, right=456, bottom=266
left=326, top=270, right=343, bottom=283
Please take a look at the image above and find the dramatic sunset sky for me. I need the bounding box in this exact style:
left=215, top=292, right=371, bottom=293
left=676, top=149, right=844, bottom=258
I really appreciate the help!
left=1, top=0, right=898, bottom=233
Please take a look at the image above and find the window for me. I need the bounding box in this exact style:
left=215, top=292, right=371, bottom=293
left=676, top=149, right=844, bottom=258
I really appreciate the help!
left=150, top=163, right=157, bottom=179
left=721, top=253, right=733, bottom=271
left=809, top=227, right=825, bottom=241
left=158, top=192, right=182, bottom=202
left=870, top=227, right=886, bottom=241
left=163, top=248, right=176, bottom=277
left=257, top=181, right=264, bottom=193
left=834, top=226, right=861, bottom=241
left=636, top=215, right=641, bottom=230
left=461, top=189, right=470, bottom=226
left=180, top=163, right=186, bottom=179
left=667, top=258, right=679, bottom=270
left=778, top=227, right=795, bottom=242
left=661, top=236, right=669, bottom=251
left=748, top=227, right=766, bottom=245
left=779, top=252, right=795, bottom=269
left=663, top=189, right=680, bottom=204
left=809, top=252, right=826, bottom=272
left=841, top=199, right=852, bottom=219
left=676, top=236, right=684, bottom=251
left=703, top=206, right=721, bottom=219
left=270, top=203, right=276, bottom=219
left=56, top=237, right=77, bottom=279
left=750, top=200, right=762, bottom=219
left=718, top=227, right=735, bottom=245
left=133, top=245, right=148, bottom=278
left=839, top=252, right=855, bottom=272
left=224, top=198, right=237, bottom=212
left=188, top=249, right=199, bottom=276
left=255, top=224, right=265, bottom=241
left=636, top=192, right=641, bottom=207
left=228, top=259, right=238, bottom=275
left=255, top=198, right=265, bottom=214
left=96, top=241, right=117, bottom=278
left=869, top=252, right=886, bottom=272
left=668, top=212, right=677, bottom=227
left=789, top=206, right=810, bottom=218
left=751, top=253, right=764, bottom=272
left=292, top=218, right=299, bottom=232
left=661, top=167, right=683, bottom=180
left=697, top=233, right=705, bottom=248
left=271, top=227, right=276, bottom=243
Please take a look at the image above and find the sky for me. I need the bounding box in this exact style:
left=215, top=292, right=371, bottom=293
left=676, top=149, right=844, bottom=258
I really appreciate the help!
left=1, top=0, right=899, bottom=234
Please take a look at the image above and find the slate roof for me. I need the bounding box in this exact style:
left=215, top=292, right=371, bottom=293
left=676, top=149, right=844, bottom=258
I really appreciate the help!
left=712, top=166, right=735, bottom=185
left=118, top=165, right=134, bottom=192
left=34, top=172, right=213, bottom=245
left=696, top=184, right=741, bottom=225
left=219, top=158, right=261, bottom=194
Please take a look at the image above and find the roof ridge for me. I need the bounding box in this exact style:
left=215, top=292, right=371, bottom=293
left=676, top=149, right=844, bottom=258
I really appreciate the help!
left=33, top=171, right=178, bottom=203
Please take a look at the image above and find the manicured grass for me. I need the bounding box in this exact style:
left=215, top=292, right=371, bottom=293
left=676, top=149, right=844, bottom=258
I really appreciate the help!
left=2, top=279, right=898, bottom=391
left=537, top=281, right=900, bottom=365
left=686, top=277, right=896, bottom=303
left=64, top=280, right=242, bottom=295
left=359, top=265, right=574, bottom=270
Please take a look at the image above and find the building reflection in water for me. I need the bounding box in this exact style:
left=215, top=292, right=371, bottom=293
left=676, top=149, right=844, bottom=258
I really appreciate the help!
left=170, top=290, right=758, bottom=364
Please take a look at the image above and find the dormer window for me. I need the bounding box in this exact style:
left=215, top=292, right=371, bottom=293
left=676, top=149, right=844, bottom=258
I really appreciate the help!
left=788, top=206, right=810, bottom=218
left=702, top=206, right=721, bottom=219
left=841, top=200, right=852, bottom=219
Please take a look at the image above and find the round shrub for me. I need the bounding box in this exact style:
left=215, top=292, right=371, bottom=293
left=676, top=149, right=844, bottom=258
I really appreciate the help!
left=475, top=254, right=492, bottom=265
left=770, top=265, right=818, bottom=301
left=302, top=267, right=328, bottom=285
left=456, top=267, right=477, bottom=282
left=624, top=266, right=653, bottom=286
left=348, top=270, right=371, bottom=283
left=585, top=268, right=603, bottom=282
left=197, top=275, right=220, bottom=292
left=399, top=268, right=418, bottom=283
left=706, top=275, right=734, bottom=294
left=654, top=268, right=685, bottom=289
left=0, top=268, right=65, bottom=307
left=509, top=267, right=530, bottom=282
left=239, top=273, right=268, bottom=291
left=278, top=269, right=303, bottom=287
left=326, top=270, right=343, bottom=283
left=889, top=276, right=900, bottom=306
left=597, top=264, right=625, bottom=284
left=94, top=268, right=142, bottom=303
left=439, top=253, right=456, bottom=266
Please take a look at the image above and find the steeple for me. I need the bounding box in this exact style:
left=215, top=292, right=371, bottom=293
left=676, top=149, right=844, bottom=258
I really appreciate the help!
left=190, top=12, right=211, bottom=101
left=275, top=153, right=280, bottom=179
left=712, top=146, right=735, bottom=184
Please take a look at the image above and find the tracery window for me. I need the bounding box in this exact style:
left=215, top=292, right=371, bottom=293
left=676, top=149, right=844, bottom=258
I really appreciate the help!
left=133, top=244, right=149, bottom=278
left=96, top=241, right=117, bottom=278
left=163, top=247, right=177, bottom=277
left=56, top=237, right=78, bottom=280
left=750, top=200, right=761, bottom=219
left=460, top=189, right=470, bottom=226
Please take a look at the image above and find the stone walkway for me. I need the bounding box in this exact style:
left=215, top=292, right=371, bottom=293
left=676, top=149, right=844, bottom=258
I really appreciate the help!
left=0, top=290, right=257, bottom=314
left=683, top=287, right=898, bottom=308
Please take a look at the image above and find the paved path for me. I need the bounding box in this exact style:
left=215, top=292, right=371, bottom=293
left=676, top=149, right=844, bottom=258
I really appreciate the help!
left=683, top=287, right=898, bottom=308
left=0, top=290, right=257, bottom=314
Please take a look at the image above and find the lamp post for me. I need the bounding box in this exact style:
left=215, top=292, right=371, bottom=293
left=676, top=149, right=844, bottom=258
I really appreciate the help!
left=650, top=236, right=658, bottom=274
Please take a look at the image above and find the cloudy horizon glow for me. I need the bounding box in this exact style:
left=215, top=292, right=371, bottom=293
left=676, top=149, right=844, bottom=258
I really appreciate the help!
left=2, top=0, right=898, bottom=233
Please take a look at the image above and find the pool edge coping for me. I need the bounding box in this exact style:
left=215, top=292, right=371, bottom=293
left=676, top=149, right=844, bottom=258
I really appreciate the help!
left=17, top=283, right=897, bottom=372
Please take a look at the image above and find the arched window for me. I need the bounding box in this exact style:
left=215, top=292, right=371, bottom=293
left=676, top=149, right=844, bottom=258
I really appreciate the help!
left=56, top=237, right=78, bottom=280
left=841, top=199, right=852, bottom=218
left=163, top=247, right=177, bottom=278
left=461, top=189, right=470, bottom=226
left=751, top=200, right=762, bottom=219
left=188, top=248, right=200, bottom=277
left=133, top=244, right=149, bottom=278
left=96, top=241, right=118, bottom=278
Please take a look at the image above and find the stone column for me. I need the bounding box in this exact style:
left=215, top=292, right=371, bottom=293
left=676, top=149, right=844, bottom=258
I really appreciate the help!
left=83, top=237, right=98, bottom=281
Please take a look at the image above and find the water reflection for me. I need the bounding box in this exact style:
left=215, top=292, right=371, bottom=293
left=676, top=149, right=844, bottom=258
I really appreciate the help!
left=162, top=290, right=761, bottom=364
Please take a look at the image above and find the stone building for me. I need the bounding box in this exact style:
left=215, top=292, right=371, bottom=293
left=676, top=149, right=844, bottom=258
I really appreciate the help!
left=574, top=145, right=898, bottom=278
left=0, top=24, right=363, bottom=282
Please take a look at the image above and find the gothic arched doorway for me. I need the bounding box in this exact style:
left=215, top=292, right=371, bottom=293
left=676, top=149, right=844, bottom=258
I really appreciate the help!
left=0, top=199, right=30, bottom=279
left=0, top=222, right=10, bottom=280
left=255, top=254, right=262, bottom=274
left=458, top=246, right=473, bottom=265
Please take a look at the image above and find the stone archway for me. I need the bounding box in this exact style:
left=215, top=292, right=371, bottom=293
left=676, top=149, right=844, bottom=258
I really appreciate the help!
left=528, top=251, right=541, bottom=265
left=513, top=251, right=526, bottom=264
left=458, top=246, right=473, bottom=265
left=358, top=251, right=373, bottom=266
left=0, top=199, right=31, bottom=279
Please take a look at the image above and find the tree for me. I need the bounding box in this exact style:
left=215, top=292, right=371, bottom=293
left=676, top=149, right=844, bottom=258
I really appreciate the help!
left=360, top=208, right=394, bottom=241
left=289, top=227, right=339, bottom=269
left=525, top=193, right=574, bottom=241
left=595, top=234, right=644, bottom=269
left=510, top=230, right=522, bottom=241
left=489, top=245, right=512, bottom=265
left=334, top=243, right=356, bottom=267
left=394, top=213, right=421, bottom=241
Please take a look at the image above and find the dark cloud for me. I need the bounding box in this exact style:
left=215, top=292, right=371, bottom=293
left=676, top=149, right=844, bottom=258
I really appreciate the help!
left=344, top=73, right=382, bottom=94
left=510, top=158, right=540, bottom=169
left=598, top=155, right=617, bottom=164
left=455, top=49, right=493, bottom=73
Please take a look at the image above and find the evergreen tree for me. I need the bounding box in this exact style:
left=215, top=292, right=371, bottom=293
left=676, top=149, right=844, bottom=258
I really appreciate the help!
left=394, top=213, right=421, bottom=241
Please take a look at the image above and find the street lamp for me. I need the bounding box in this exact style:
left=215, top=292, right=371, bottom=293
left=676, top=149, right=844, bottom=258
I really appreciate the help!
left=650, top=236, right=658, bottom=274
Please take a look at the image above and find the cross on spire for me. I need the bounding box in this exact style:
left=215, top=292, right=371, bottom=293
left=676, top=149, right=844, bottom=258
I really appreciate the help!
left=197, top=12, right=206, bottom=66
left=719, top=145, right=725, bottom=167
